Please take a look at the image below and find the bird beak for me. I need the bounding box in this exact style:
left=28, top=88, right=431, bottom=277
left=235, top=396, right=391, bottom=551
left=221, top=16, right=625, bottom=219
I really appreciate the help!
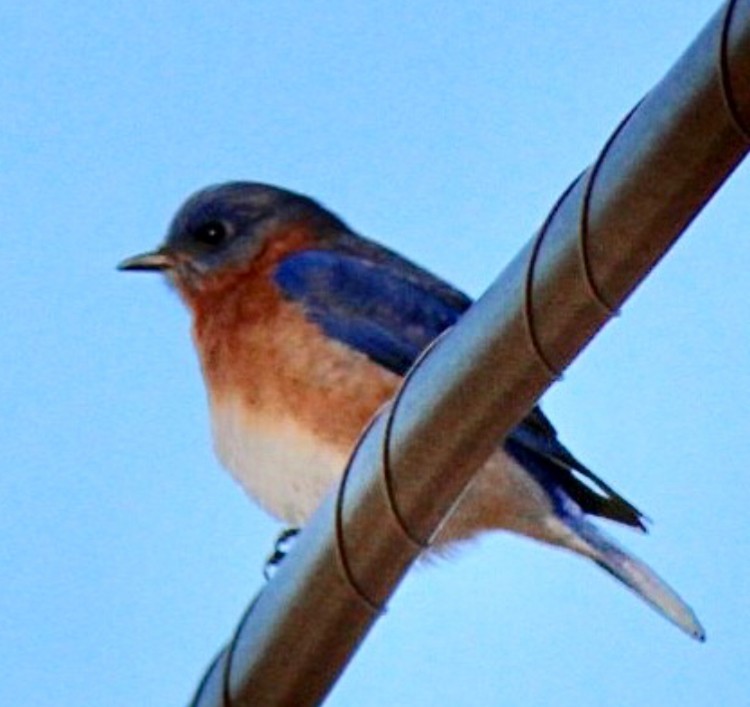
left=117, top=248, right=174, bottom=272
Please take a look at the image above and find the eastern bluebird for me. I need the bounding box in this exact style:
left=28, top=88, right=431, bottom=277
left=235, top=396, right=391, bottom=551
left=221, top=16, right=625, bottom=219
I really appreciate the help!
left=119, top=182, right=704, bottom=640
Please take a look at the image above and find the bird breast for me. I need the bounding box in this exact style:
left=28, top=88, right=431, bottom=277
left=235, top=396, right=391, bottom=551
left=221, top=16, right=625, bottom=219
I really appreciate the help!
left=210, top=393, right=349, bottom=525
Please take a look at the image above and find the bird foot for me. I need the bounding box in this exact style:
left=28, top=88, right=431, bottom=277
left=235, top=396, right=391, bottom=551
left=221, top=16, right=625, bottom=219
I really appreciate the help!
left=264, top=527, right=300, bottom=579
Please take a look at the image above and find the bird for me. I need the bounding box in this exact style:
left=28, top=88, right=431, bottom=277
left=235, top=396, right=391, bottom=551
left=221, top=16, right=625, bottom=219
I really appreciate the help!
left=119, top=181, right=704, bottom=640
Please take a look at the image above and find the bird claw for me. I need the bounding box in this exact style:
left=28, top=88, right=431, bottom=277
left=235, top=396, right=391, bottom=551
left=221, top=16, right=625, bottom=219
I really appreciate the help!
left=263, top=527, right=300, bottom=579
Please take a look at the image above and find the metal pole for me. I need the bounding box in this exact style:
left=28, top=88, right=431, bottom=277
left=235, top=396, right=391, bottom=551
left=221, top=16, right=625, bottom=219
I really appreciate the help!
left=191, top=1, right=750, bottom=704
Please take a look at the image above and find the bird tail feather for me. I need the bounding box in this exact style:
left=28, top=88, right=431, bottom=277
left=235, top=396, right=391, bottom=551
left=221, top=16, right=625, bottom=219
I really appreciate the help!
left=570, top=518, right=705, bottom=641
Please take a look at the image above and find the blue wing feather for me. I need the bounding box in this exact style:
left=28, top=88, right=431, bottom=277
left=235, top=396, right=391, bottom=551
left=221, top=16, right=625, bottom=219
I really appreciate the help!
left=274, top=249, right=466, bottom=375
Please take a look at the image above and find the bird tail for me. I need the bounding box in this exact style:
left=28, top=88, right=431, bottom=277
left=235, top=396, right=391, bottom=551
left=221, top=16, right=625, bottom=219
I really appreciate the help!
left=568, top=517, right=705, bottom=641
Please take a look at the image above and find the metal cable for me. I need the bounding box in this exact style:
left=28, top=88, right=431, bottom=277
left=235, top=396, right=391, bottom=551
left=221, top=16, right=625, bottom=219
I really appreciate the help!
left=719, top=0, right=750, bottom=141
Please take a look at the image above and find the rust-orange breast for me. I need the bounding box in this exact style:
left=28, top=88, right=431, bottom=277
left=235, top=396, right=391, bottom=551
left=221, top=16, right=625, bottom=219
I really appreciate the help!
left=176, top=223, right=401, bottom=522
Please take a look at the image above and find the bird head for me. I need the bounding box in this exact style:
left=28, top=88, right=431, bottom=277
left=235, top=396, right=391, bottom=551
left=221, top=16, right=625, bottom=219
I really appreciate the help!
left=118, top=182, right=347, bottom=293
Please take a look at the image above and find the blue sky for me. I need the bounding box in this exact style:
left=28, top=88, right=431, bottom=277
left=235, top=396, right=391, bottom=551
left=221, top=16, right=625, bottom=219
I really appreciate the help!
left=2, top=1, right=749, bottom=705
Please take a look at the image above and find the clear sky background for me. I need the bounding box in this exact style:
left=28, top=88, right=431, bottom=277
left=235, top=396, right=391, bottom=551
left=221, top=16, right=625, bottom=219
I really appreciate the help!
left=2, top=1, right=749, bottom=705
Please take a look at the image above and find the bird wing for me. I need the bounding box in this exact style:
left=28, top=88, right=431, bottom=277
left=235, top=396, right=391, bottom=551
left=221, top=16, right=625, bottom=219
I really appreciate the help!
left=273, top=241, right=645, bottom=530
left=273, top=245, right=468, bottom=376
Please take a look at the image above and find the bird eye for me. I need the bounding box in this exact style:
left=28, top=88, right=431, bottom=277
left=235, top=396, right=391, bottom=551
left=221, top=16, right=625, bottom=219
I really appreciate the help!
left=193, top=220, right=229, bottom=246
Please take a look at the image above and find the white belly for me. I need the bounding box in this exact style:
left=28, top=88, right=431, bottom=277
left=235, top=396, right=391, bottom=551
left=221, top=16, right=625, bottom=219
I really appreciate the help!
left=210, top=395, right=348, bottom=525
left=209, top=395, right=585, bottom=557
